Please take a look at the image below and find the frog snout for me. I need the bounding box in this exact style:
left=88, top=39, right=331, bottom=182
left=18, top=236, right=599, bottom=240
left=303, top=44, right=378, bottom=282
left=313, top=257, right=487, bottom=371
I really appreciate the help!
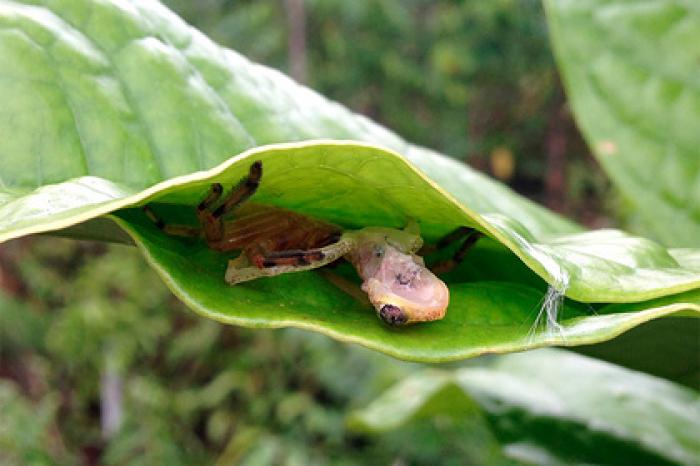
left=378, top=304, right=408, bottom=326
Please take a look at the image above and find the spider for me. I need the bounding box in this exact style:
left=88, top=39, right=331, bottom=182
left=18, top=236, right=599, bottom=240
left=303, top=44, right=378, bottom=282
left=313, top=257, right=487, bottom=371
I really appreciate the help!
left=144, top=161, right=482, bottom=326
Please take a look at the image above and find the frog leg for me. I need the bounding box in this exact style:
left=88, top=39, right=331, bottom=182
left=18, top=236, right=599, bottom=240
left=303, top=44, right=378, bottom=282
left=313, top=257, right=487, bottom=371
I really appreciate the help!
left=255, top=248, right=327, bottom=268
left=429, top=226, right=483, bottom=274
left=225, top=237, right=353, bottom=285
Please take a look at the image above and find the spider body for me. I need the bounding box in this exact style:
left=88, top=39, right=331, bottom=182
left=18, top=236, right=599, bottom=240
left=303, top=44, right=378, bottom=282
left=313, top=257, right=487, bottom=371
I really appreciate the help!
left=210, top=203, right=341, bottom=266
left=145, top=160, right=481, bottom=326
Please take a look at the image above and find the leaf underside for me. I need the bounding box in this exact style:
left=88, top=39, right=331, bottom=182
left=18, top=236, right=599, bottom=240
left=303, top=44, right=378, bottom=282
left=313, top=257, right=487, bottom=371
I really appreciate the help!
left=0, top=0, right=699, bottom=362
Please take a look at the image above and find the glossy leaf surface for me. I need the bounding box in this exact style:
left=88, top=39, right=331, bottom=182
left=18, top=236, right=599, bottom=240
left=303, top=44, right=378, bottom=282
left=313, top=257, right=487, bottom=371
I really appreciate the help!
left=350, top=349, right=700, bottom=465
left=545, top=0, right=700, bottom=247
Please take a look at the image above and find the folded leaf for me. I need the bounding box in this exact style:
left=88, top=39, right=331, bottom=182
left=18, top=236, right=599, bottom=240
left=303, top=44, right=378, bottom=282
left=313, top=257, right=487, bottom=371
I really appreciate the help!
left=0, top=0, right=699, bottom=362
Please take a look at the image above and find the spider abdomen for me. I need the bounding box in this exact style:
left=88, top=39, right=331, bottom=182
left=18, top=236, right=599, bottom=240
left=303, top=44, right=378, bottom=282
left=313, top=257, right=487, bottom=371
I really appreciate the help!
left=212, top=204, right=342, bottom=263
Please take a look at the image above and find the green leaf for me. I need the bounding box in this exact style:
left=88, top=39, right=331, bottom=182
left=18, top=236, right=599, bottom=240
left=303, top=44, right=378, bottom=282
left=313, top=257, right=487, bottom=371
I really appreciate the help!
left=349, top=349, right=700, bottom=466
left=544, top=0, right=700, bottom=247
left=0, top=381, right=72, bottom=465
left=0, top=0, right=699, bottom=362
left=574, top=316, right=700, bottom=389
left=115, top=211, right=700, bottom=364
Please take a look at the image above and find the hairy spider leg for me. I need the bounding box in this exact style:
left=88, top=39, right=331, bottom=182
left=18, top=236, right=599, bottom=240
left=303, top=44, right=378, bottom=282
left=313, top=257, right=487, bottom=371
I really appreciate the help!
left=196, top=161, right=263, bottom=242
left=143, top=205, right=201, bottom=237
left=143, top=182, right=229, bottom=238
left=430, top=226, right=484, bottom=274
left=436, top=226, right=475, bottom=249
left=213, top=161, right=262, bottom=219
left=197, top=182, right=224, bottom=210
left=195, top=183, right=226, bottom=241
left=142, top=161, right=263, bottom=239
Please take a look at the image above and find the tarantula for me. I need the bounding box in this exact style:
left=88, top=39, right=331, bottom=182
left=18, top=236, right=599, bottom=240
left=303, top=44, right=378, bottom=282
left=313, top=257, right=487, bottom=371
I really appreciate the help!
left=145, top=161, right=482, bottom=326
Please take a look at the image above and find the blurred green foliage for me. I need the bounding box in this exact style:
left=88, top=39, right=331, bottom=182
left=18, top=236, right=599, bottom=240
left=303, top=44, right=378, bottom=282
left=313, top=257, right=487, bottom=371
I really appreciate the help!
left=0, top=239, right=519, bottom=464
left=165, top=0, right=609, bottom=220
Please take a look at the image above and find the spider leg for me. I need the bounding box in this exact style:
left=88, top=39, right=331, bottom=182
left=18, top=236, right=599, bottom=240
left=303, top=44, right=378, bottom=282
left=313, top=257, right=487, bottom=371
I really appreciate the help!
left=437, top=226, right=477, bottom=249
left=213, top=160, right=262, bottom=219
left=143, top=205, right=201, bottom=237
left=197, top=183, right=224, bottom=211
left=197, top=161, right=263, bottom=243
left=418, top=226, right=472, bottom=255
left=429, top=227, right=483, bottom=274
left=225, top=237, right=353, bottom=285
left=195, top=183, right=226, bottom=242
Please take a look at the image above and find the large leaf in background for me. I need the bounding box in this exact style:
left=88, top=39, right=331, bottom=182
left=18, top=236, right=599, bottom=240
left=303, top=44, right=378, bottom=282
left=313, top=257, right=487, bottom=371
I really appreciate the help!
left=575, top=316, right=700, bottom=389
left=0, top=0, right=572, bottom=240
left=544, top=0, right=700, bottom=247
left=349, top=349, right=700, bottom=466
left=0, top=0, right=699, bottom=362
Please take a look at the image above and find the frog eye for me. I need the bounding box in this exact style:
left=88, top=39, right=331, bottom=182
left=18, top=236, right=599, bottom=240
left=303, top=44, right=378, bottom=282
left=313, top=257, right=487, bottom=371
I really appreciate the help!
left=378, top=304, right=408, bottom=326
left=374, top=245, right=385, bottom=258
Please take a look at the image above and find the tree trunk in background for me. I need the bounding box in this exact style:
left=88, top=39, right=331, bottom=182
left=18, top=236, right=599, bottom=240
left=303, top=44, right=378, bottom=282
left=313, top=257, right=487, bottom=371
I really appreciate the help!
left=101, top=350, right=123, bottom=440
left=545, top=100, right=568, bottom=213
left=284, top=0, right=308, bottom=84
left=0, top=242, right=28, bottom=297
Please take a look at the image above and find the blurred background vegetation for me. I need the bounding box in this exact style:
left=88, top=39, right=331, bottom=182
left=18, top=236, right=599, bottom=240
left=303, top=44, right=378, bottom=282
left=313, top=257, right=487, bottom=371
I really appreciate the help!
left=166, top=0, right=612, bottom=225
left=0, top=0, right=641, bottom=464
